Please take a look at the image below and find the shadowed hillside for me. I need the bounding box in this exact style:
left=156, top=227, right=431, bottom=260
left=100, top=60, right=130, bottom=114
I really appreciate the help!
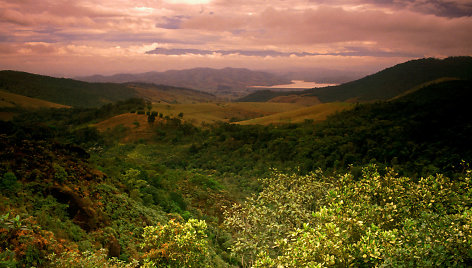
left=239, top=56, right=472, bottom=102
left=0, top=71, right=138, bottom=107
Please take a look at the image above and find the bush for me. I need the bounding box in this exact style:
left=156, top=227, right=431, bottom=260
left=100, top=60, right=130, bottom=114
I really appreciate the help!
left=225, top=166, right=472, bottom=267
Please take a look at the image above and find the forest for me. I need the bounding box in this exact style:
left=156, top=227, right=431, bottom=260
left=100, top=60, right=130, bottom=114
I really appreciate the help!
left=1, top=78, right=472, bottom=267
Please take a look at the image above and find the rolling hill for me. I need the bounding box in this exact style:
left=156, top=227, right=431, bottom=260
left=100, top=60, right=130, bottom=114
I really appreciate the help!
left=239, top=56, right=472, bottom=103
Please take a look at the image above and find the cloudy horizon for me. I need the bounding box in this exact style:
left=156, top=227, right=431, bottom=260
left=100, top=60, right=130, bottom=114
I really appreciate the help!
left=1, top=0, right=471, bottom=77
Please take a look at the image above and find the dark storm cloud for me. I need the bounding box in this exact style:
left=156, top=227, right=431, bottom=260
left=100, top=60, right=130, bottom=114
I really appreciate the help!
left=365, top=0, right=472, bottom=17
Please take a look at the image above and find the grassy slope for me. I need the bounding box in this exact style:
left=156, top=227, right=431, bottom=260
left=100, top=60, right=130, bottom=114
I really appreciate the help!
left=94, top=113, right=157, bottom=142
left=92, top=102, right=305, bottom=141
left=152, top=102, right=304, bottom=125
left=0, top=90, right=70, bottom=109
left=237, top=102, right=353, bottom=125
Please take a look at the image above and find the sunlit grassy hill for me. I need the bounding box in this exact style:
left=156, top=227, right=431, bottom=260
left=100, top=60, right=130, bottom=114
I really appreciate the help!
left=0, top=90, right=70, bottom=120
left=91, top=102, right=306, bottom=141
left=152, top=102, right=305, bottom=125
left=237, top=102, right=353, bottom=125
left=0, top=90, right=70, bottom=109
left=94, top=113, right=156, bottom=142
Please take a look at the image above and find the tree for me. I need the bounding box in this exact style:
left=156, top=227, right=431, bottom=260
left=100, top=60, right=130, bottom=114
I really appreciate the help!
left=147, top=114, right=155, bottom=123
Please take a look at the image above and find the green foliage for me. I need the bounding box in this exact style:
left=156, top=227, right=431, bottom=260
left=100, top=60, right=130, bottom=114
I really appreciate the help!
left=53, top=163, right=69, bottom=183
left=226, top=167, right=472, bottom=267
left=0, top=172, right=20, bottom=192
left=141, top=219, right=211, bottom=267
left=0, top=249, right=17, bottom=268
left=224, top=171, right=329, bottom=266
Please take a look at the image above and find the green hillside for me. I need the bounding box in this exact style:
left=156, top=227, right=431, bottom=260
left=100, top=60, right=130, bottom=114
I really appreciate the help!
left=0, top=71, right=137, bottom=107
left=239, top=56, right=472, bottom=102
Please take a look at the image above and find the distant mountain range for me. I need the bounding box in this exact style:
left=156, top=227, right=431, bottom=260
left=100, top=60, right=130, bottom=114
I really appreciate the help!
left=238, top=56, right=472, bottom=102
left=0, top=71, right=216, bottom=108
left=76, top=67, right=291, bottom=98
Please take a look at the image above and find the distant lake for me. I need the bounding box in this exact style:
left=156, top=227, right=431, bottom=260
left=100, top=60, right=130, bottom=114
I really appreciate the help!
left=250, top=80, right=337, bottom=90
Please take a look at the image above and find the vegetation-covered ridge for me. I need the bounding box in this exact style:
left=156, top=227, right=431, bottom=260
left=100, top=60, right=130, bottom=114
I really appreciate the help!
left=238, top=56, right=472, bottom=102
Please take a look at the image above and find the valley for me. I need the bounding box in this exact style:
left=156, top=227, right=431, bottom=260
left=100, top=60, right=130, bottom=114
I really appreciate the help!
left=1, top=57, right=472, bottom=267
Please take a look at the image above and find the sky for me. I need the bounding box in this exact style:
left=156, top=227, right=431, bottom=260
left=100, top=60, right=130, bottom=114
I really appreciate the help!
left=0, top=0, right=471, bottom=77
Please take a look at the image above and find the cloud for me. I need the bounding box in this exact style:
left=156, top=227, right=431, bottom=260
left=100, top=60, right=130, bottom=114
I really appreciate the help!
left=0, top=0, right=471, bottom=76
